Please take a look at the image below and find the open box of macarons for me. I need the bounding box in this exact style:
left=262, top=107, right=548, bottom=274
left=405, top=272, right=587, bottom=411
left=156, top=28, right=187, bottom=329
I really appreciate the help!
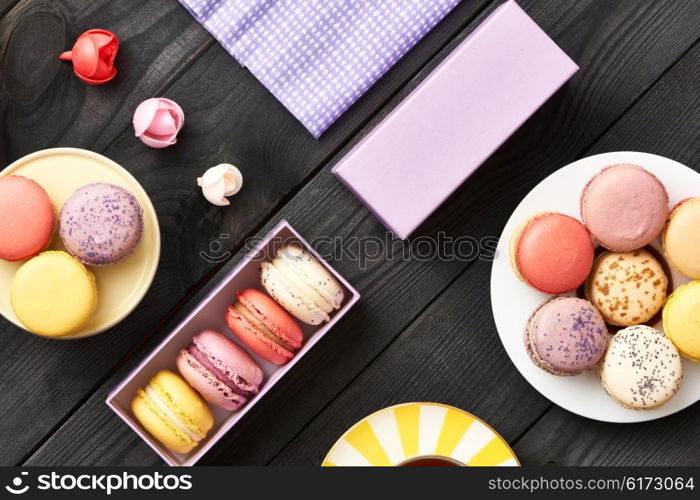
left=491, top=152, right=700, bottom=422
left=107, top=220, right=360, bottom=466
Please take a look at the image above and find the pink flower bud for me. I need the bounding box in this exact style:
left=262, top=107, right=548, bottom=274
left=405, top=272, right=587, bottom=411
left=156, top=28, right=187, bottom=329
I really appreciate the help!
left=133, top=98, right=185, bottom=149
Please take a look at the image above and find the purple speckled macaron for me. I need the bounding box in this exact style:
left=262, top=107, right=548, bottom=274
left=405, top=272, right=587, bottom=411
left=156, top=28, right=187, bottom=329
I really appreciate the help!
left=59, top=183, right=144, bottom=266
left=524, top=297, right=608, bottom=376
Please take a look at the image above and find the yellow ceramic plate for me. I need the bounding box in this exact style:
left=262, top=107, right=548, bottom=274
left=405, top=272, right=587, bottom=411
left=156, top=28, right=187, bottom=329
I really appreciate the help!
left=0, top=148, right=161, bottom=339
left=323, top=403, right=519, bottom=466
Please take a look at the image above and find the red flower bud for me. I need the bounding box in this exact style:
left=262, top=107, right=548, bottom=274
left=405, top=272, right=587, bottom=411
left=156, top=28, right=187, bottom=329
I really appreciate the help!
left=59, top=29, right=119, bottom=85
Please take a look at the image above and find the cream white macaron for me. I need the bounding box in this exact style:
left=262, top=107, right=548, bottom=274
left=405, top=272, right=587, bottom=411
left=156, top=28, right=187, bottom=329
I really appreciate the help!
left=600, top=325, right=682, bottom=410
left=260, top=244, right=344, bottom=325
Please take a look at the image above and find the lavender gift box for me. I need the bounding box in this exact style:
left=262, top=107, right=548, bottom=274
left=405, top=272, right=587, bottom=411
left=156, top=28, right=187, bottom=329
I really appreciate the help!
left=332, top=0, right=579, bottom=239
left=107, top=220, right=360, bottom=466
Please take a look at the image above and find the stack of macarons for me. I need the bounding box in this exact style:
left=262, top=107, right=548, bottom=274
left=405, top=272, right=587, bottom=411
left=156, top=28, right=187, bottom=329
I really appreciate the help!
left=132, top=243, right=345, bottom=454
left=0, top=176, right=144, bottom=337
left=513, top=163, right=700, bottom=410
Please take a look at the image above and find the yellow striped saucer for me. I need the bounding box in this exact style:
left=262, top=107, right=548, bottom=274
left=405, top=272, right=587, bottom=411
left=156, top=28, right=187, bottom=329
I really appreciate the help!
left=323, top=403, right=519, bottom=466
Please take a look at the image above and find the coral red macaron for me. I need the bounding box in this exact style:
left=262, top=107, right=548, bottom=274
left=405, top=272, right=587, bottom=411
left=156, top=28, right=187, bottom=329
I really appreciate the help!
left=510, top=212, right=594, bottom=294
left=0, top=176, right=55, bottom=261
left=225, top=288, right=303, bottom=365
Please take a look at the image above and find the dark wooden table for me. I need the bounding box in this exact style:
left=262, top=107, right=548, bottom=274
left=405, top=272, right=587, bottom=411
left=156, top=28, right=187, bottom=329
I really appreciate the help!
left=1, top=0, right=699, bottom=466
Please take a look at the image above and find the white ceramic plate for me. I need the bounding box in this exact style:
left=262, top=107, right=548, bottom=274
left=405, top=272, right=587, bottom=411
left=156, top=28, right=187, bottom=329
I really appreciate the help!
left=0, top=148, right=161, bottom=339
left=491, top=152, right=700, bottom=422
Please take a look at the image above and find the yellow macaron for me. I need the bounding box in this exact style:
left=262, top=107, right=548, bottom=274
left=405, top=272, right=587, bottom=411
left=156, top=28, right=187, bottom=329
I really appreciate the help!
left=663, top=198, right=700, bottom=279
left=663, top=280, right=700, bottom=361
left=10, top=251, right=98, bottom=337
left=132, top=370, right=214, bottom=454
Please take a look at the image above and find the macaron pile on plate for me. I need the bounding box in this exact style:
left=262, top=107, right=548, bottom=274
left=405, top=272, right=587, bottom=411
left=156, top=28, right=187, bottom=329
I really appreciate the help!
left=491, top=151, right=700, bottom=423
left=0, top=148, right=160, bottom=338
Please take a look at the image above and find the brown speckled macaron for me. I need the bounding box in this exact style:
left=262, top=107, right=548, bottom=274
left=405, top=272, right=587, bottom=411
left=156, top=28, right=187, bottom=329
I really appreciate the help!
left=585, top=249, right=667, bottom=326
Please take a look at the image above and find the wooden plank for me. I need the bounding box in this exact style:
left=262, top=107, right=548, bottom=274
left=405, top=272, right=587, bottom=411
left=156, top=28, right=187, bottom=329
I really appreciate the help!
left=0, top=0, right=493, bottom=464
left=0, top=0, right=213, bottom=162
left=24, top=0, right=700, bottom=466
left=512, top=41, right=700, bottom=466
left=514, top=403, right=700, bottom=465
left=0, top=1, right=19, bottom=18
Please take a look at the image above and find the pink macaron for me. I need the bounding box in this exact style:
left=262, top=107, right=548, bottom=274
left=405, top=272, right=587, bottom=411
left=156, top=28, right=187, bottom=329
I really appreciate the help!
left=177, top=329, right=263, bottom=411
left=580, top=164, right=669, bottom=251
left=225, top=288, right=303, bottom=365
left=0, top=176, right=55, bottom=261
left=510, top=212, right=594, bottom=294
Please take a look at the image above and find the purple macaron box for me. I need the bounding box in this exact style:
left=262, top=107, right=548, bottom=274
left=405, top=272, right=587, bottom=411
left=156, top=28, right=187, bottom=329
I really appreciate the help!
left=332, top=0, right=579, bottom=239
left=107, top=220, right=360, bottom=466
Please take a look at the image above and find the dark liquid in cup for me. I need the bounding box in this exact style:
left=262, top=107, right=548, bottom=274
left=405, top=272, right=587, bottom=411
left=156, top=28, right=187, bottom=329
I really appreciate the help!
left=399, top=456, right=464, bottom=467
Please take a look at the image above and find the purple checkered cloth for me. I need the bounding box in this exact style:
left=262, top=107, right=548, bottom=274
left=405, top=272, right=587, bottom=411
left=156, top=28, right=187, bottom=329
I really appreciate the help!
left=179, top=0, right=461, bottom=138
